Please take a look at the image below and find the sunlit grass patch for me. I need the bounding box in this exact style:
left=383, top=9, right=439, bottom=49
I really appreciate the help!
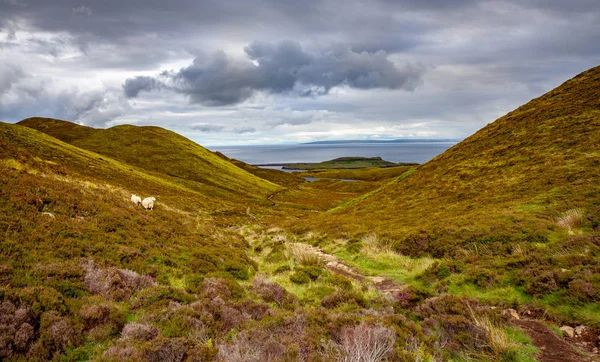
left=556, top=208, right=587, bottom=232
left=447, top=277, right=532, bottom=305
left=334, top=248, right=436, bottom=285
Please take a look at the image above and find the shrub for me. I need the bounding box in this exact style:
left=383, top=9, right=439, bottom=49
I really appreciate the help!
left=120, top=322, right=159, bottom=341
left=465, top=267, right=498, bottom=289
left=218, top=334, right=262, bottom=362
left=202, top=277, right=232, bottom=300
left=0, top=301, right=35, bottom=358
left=567, top=279, right=597, bottom=303
left=325, top=273, right=354, bottom=291
left=39, top=311, right=81, bottom=351
left=79, top=300, right=125, bottom=330
left=252, top=276, right=287, bottom=306
left=288, top=271, right=308, bottom=285
left=82, top=260, right=155, bottom=301
left=326, top=322, right=396, bottom=362
left=102, top=343, right=143, bottom=361
left=202, top=276, right=245, bottom=300
left=419, top=261, right=451, bottom=284
left=143, top=337, right=187, bottom=362
left=521, top=270, right=558, bottom=297
left=321, top=290, right=367, bottom=309
left=393, top=285, right=433, bottom=309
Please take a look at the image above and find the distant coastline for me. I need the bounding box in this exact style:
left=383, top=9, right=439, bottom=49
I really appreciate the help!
left=303, top=138, right=459, bottom=145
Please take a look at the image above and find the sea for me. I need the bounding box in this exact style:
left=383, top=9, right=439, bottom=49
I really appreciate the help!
left=208, top=141, right=457, bottom=166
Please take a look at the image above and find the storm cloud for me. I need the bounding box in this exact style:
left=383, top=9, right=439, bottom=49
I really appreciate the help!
left=0, top=0, right=599, bottom=144
left=123, top=41, right=424, bottom=106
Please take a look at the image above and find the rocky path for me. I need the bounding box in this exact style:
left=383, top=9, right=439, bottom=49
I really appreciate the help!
left=512, top=319, right=597, bottom=362
left=288, top=243, right=403, bottom=295
left=288, top=242, right=599, bottom=362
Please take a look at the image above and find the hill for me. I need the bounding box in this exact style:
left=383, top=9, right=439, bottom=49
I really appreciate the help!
left=276, top=156, right=401, bottom=170
left=296, top=65, right=600, bottom=326
left=315, top=65, right=600, bottom=247
left=18, top=118, right=281, bottom=200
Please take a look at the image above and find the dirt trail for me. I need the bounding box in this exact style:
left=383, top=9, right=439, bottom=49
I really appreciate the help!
left=289, top=243, right=404, bottom=296
left=290, top=242, right=597, bottom=362
left=513, top=319, right=597, bottom=362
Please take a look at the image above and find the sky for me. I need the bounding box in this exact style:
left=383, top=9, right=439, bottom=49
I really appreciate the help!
left=1, top=0, right=599, bottom=145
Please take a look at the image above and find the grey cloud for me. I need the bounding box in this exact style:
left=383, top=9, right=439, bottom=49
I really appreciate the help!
left=0, top=64, right=24, bottom=96
left=232, top=126, right=256, bottom=134
left=124, top=40, right=425, bottom=106
left=190, top=123, right=225, bottom=132
left=0, top=69, right=128, bottom=125
left=123, top=76, right=166, bottom=98
left=72, top=5, right=92, bottom=16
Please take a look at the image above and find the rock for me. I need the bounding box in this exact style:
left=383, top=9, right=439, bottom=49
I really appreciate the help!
left=574, top=325, right=586, bottom=336
left=503, top=309, right=520, bottom=320
left=560, top=326, right=575, bottom=339
left=41, top=212, right=55, bottom=218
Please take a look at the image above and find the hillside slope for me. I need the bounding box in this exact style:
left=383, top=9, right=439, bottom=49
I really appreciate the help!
left=311, top=65, right=600, bottom=253
left=18, top=118, right=280, bottom=200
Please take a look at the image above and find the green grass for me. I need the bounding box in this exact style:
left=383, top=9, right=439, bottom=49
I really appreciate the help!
left=505, top=328, right=540, bottom=362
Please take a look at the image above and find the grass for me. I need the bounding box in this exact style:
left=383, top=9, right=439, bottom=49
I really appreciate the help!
left=556, top=208, right=587, bottom=232
left=333, top=246, right=436, bottom=285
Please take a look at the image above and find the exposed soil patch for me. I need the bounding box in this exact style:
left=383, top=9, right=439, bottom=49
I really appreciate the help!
left=568, top=325, right=600, bottom=360
left=326, top=263, right=364, bottom=282
left=513, top=319, right=596, bottom=362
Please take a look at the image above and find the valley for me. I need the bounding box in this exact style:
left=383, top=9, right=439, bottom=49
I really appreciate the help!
left=1, top=65, right=600, bottom=361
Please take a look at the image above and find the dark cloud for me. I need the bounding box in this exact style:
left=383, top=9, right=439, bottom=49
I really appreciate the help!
left=123, top=76, right=166, bottom=98
left=124, top=40, right=424, bottom=106
left=1, top=0, right=599, bottom=142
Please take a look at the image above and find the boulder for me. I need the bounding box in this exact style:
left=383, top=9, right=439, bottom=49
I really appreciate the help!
left=503, top=309, right=520, bottom=320
left=560, top=326, right=575, bottom=338
left=574, top=325, right=586, bottom=336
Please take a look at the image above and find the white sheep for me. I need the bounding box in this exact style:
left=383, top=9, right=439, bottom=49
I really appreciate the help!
left=141, top=197, right=156, bottom=210
left=131, top=194, right=142, bottom=205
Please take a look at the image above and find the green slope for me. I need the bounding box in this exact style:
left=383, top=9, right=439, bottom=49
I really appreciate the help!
left=18, top=117, right=281, bottom=200
left=312, top=65, right=600, bottom=251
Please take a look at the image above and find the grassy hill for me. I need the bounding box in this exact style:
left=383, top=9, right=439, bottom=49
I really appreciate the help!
left=314, top=65, right=600, bottom=248
left=280, top=156, right=400, bottom=170
left=294, top=65, right=600, bottom=326
left=18, top=118, right=281, bottom=200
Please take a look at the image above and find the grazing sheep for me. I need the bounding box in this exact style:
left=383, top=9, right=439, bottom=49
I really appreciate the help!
left=131, top=194, right=142, bottom=205
left=141, top=197, right=156, bottom=210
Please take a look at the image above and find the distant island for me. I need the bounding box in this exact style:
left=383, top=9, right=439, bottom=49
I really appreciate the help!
left=257, top=156, right=419, bottom=170
left=303, top=139, right=458, bottom=145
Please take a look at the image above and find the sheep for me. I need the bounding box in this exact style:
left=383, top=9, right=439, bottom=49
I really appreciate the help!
left=131, top=194, right=142, bottom=205
left=141, top=197, right=156, bottom=210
